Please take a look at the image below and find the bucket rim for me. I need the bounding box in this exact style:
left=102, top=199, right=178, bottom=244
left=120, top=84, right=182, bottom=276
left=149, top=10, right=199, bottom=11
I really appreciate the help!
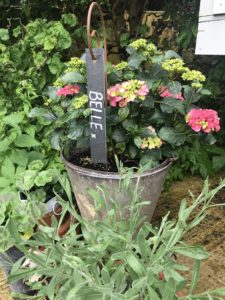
left=61, top=150, right=174, bottom=179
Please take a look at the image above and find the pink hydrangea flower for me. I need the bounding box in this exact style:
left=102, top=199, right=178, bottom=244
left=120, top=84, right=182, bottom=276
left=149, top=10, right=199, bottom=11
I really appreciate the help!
left=159, top=86, right=184, bottom=101
left=57, top=84, right=80, bottom=97
left=107, top=80, right=149, bottom=107
left=137, top=84, right=149, bottom=97
left=186, top=109, right=220, bottom=133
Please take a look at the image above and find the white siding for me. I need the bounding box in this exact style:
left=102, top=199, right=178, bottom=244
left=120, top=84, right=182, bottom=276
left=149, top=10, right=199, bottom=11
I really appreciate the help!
left=195, top=0, right=225, bottom=55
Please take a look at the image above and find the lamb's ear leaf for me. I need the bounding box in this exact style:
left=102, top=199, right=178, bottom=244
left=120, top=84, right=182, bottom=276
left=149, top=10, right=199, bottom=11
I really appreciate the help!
left=189, top=259, right=201, bottom=294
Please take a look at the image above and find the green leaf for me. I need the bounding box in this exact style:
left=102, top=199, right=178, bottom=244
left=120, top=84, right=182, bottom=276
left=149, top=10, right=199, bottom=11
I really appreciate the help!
left=161, top=277, right=177, bottom=300
left=167, top=81, right=182, bottom=94
left=200, top=133, right=216, bottom=145
left=28, top=160, right=44, bottom=171
left=174, top=245, right=209, bottom=260
left=112, top=128, right=128, bottom=143
left=211, top=287, right=225, bottom=297
left=128, top=53, right=146, bottom=69
left=0, top=28, right=9, bottom=41
left=128, top=145, right=138, bottom=159
left=28, top=107, right=56, bottom=121
left=51, top=130, right=61, bottom=150
left=0, top=177, right=11, bottom=188
left=67, top=126, right=84, bottom=140
left=158, top=127, right=186, bottom=146
left=213, top=156, right=225, bottom=172
left=165, top=50, right=181, bottom=59
left=16, top=170, right=37, bottom=190
left=122, top=119, right=137, bottom=132
left=200, top=89, right=211, bottom=95
left=1, top=158, right=15, bottom=179
left=0, top=139, right=10, bottom=152
left=14, top=134, right=40, bottom=148
left=120, top=32, right=130, bottom=47
left=33, top=51, right=46, bottom=68
left=183, top=85, right=194, bottom=102
left=61, top=72, right=85, bottom=84
left=35, top=170, right=54, bottom=187
left=134, top=136, right=142, bottom=148
left=142, top=96, right=155, bottom=108
left=44, top=36, right=57, bottom=51
left=3, top=112, right=24, bottom=128
left=189, top=259, right=201, bottom=294
left=47, top=54, right=63, bottom=75
left=118, top=107, right=129, bottom=121
left=160, top=98, right=185, bottom=115
left=61, top=14, right=77, bottom=27
left=126, top=253, right=145, bottom=276
left=146, top=287, right=160, bottom=300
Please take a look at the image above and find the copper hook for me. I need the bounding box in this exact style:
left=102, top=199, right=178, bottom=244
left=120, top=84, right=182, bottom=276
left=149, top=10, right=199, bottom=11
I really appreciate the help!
left=87, top=2, right=107, bottom=62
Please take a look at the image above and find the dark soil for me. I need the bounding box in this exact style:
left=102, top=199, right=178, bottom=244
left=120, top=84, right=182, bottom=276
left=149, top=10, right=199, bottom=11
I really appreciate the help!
left=69, top=150, right=139, bottom=172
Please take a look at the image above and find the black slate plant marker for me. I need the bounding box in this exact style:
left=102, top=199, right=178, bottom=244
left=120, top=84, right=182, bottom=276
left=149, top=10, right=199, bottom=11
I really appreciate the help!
left=86, top=48, right=107, bottom=164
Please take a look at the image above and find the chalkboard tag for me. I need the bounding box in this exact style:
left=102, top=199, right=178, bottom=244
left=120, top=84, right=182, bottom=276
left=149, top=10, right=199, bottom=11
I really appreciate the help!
left=86, top=48, right=107, bottom=164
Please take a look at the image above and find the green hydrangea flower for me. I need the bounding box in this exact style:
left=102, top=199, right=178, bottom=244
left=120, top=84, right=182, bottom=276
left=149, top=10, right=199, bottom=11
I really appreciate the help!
left=141, top=136, right=162, bottom=150
left=182, top=70, right=206, bottom=82
left=191, top=82, right=203, bottom=89
left=66, top=57, right=86, bottom=73
left=146, top=43, right=157, bottom=55
left=162, top=58, right=185, bottom=73
left=114, top=61, right=128, bottom=71
left=73, top=95, right=88, bottom=109
left=53, top=78, right=64, bottom=87
left=129, top=38, right=147, bottom=50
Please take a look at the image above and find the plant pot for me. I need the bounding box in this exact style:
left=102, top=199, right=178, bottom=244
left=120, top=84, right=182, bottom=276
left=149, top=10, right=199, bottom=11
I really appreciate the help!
left=61, top=149, right=173, bottom=223
left=39, top=207, right=72, bottom=237
left=0, top=247, right=32, bottom=294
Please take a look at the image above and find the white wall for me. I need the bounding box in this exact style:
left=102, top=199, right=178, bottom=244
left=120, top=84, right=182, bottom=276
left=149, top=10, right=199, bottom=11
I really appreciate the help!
left=195, top=0, right=225, bottom=55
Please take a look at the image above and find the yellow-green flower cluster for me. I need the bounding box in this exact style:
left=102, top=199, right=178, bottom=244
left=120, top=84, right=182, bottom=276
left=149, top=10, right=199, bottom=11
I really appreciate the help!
left=141, top=136, right=162, bottom=150
left=162, top=58, right=185, bottom=73
left=182, top=70, right=206, bottom=82
left=53, top=78, right=64, bottom=87
left=129, top=38, right=147, bottom=50
left=114, top=61, right=128, bottom=71
left=146, top=43, right=157, bottom=55
left=129, top=39, right=158, bottom=58
left=44, top=98, right=52, bottom=106
left=191, top=82, right=203, bottom=89
left=83, top=108, right=92, bottom=117
left=66, top=57, right=86, bottom=73
left=73, top=95, right=88, bottom=109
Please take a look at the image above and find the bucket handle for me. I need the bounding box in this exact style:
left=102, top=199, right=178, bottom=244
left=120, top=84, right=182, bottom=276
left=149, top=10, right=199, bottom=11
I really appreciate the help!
left=87, top=1, right=107, bottom=62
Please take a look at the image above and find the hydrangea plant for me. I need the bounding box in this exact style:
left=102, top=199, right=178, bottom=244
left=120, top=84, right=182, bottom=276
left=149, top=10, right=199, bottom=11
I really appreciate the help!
left=36, top=39, right=220, bottom=168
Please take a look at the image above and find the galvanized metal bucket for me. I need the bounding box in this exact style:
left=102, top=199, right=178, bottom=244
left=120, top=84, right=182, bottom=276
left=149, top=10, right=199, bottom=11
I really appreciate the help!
left=62, top=151, right=173, bottom=223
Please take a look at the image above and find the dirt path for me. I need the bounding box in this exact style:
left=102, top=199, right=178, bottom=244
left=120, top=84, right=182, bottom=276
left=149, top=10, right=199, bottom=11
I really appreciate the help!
left=0, top=269, right=12, bottom=300
left=1, top=172, right=225, bottom=299
left=153, top=171, right=225, bottom=296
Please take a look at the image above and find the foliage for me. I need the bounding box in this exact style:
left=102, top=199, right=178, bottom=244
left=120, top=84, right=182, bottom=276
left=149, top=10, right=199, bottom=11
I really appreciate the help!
left=7, top=172, right=225, bottom=299
left=37, top=39, right=221, bottom=169
left=165, top=141, right=225, bottom=187
left=0, top=14, right=79, bottom=196
left=0, top=192, right=48, bottom=252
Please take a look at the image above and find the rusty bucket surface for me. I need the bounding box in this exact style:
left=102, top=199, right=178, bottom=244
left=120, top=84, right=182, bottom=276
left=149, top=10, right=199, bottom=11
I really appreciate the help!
left=62, top=151, right=173, bottom=223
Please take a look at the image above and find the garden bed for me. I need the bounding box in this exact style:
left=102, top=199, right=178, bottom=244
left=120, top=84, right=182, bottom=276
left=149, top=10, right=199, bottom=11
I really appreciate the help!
left=1, top=172, right=225, bottom=299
